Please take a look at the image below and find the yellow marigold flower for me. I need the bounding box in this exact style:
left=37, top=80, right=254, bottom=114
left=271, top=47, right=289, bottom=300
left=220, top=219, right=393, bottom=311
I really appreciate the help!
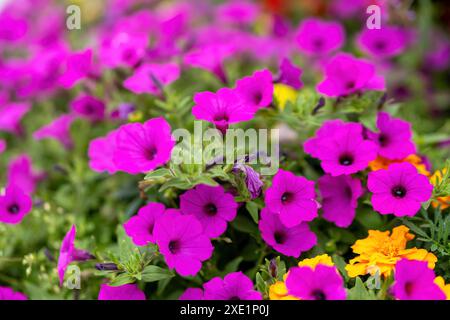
left=269, top=281, right=298, bottom=300
left=434, top=276, right=450, bottom=300
left=345, top=225, right=437, bottom=278
left=369, top=155, right=430, bottom=176
left=269, top=254, right=333, bottom=300
left=273, top=83, right=298, bottom=111
left=298, top=254, right=334, bottom=269
left=430, top=168, right=450, bottom=210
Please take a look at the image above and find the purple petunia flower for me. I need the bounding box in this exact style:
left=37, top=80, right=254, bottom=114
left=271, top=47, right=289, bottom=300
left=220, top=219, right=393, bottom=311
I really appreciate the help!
left=57, top=225, right=94, bottom=286
left=317, top=53, right=385, bottom=97
left=0, top=102, right=31, bottom=135
left=318, top=174, right=363, bottom=228
left=180, top=184, right=238, bottom=238
left=235, top=69, right=273, bottom=110
left=124, top=202, right=166, bottom=246
left=276, top=58, right=303, bottom=90
left=7, top=154, right=42, bottom=194
left=0, top=286, right=27, bottom=300
left=296, top=18, right=345, bottom=56
left=59, top=49, right=93, bottom=89
left=357, top=26, right=408, bottom=59
left=203, top=272, right=262, bottom=300
left=259, top=207, right=317, bottom=257
left=33, top=114, right=75, bottom=149
left=304, top=120, right=378, bottom=176
left=0, top=184, right=32, bottom=225
left=392, top=259, right=446, bottom=300
left=153, top=211, right=213, bottom=276
left=70, top=95, right=106, bottom=122
left=264, top=169, right=318, bottom=228
left=88, top=129, right=119, bottom=175
left=179, top=288, right=204, bottom=300
left=192, top=88, right=256, bottom=134
left=367, top=163, right=433, bottom=217
left=98, top=283, right=146, bottom=300
left=123, top=63, right=180, bottom=96
left=113, top=117, right=175, bottom=174
left=286, top=265, right=346, bottom=300
left=233, top=163, right=263, bottom=199
left=367, top=112, right=416, bottom=160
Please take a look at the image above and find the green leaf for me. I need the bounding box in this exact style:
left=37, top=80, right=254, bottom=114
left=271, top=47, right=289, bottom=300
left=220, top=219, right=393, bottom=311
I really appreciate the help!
left=144, top=168, right=171, bottom=181
left=246, top=201, right=259, bottom=223
left=159, top=177, right=192, bottom=192
left=347, top=277, right=376, bottom=300
left=230, top=215, right=258, bottom=236
left=109, top=273, right=135, bottom=286
left=255, top=272, right=266, bottom=295
left=222, top=256, right=243, bottom=275
left=141, top=265, right=175, bottom=282
left=192, top=175, right=218, bottom=187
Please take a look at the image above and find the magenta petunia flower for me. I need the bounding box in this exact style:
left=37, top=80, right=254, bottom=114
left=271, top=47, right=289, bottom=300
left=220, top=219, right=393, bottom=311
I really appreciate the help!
left=0, top=184, right=32, bottom=225
left=98, top=283, right=146, bottom=300
left=7, top=154, right=42, bottom=194
left=286, top=265, right=346, bottom=300
left=33, top=114, right=75, bottom=149
left=179, top=288, right=204, bottom=300
left=318, top=174, right=363, bottom=228
left=192, top=88, right=256, bottom=134
left=203, top=272, right=262, bottom=300
left=277, top=58, right=303, bottom=90
left=0, top=139, right=5, bottom=153
left=113, top=117, right=175, bottom=174
left=0, top=102, right=31, bottom=135
left=88, top=129, right=119, bottom=175
left=357, top=26, right=408, bottom=59
left=124, top=202, right=166, bottom=246
left=392, top=259, right=446, bottom=300
left=367, top=112, right=416, bottom=160
left=180, top=184, right=238, bottom=238
left=317, top=53, right=385, bottom=97
left=264, top=169, right=318, bottom=228
left=57, top=225, right=94, bottom=286
left=367, top=163, right=433, bottom=217
left=0, top=286, right=27, bottom=300
left=259, top=207, right=316, bottom=257
left=184, top=43, right=236, bottom=83
left=123, top=63, right=180, bottom=96
left=304, top=120, right=378, bottom=176
left=296, top=18, right=344, bottom=56
left=70, top=95, right=106, bottom=122
left=235, top=69, right=273, bottom=110
left=216, top=1, right=259, bottom=26
left=59, top=49, right=93, bottom=89
left=153, top=211, right=213, bottom=276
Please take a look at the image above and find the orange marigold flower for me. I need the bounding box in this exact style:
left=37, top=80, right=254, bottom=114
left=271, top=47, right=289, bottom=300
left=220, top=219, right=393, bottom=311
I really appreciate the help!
left=430, top=168, right=450, bottom=210
left=369, top=154, right=430, bottom=176
left=269, top=254, right=334, bottom=300
left=345, top=225, right=437, bottom=278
